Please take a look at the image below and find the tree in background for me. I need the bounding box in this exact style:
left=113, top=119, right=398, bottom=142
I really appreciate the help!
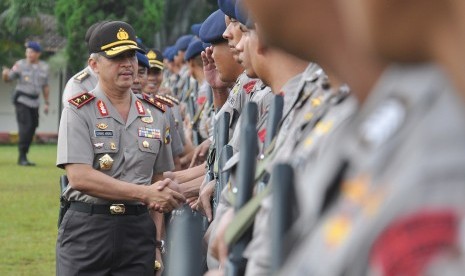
left=55, top=0, right=164, bottom=76
left=0, top=0, right=55, bottom=67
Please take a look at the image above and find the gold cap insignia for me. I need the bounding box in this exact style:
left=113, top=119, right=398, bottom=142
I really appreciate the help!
left=99, top=154, right=114, bottom=170
left=117, top=28, right=129, bottom=40
left=96, top=123, right=108, bottom=130
left=147, top=50, right=157, bottom=60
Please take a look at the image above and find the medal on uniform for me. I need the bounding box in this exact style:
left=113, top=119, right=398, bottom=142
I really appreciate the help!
left=96, top=123, right=108, bottom=130
left=141, top=108, right=154, bottom=123
left=142, top=140, right=150, bottom=148
left=99, top=154, right=114, bottom=170
left=164, top=127, right=171, bottom=144
left=110, top=142, right=116, bottom=150
left=94, top=142, right=104, bottom=149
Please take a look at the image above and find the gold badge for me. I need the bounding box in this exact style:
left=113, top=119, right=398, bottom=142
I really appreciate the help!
left=143, top=140, right=150, bottom=148
left=147, top=50, right=157, bottom=60
left=96, top=123, right=108, bottom=130
left=117, top=28, right=129, bottom=40
left=141, top=117, right=153, bottom=123
left=99, top=154, right=114, bottom=170
left=110, top=142, right=116, bottom=150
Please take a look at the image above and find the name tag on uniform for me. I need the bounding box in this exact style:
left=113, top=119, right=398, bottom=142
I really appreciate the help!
left=138, top=127, right=161, bottom=139
left=94, top=130, right=113, bottom=137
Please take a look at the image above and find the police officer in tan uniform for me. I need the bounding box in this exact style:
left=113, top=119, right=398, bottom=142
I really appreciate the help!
left=56, top=21, right=185, bottom=275
left=2, top=41, right=49, bottom=166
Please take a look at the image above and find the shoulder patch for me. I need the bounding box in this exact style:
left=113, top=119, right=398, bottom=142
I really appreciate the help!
left=68, top=92, right=95, bottom=108
left=164, top=95, right=180, bottom=105
left=154, top=95, right=174, bottom=107
left=74, top=71, right=90, bottom=83
left=142, top=94, right=166, bottom=113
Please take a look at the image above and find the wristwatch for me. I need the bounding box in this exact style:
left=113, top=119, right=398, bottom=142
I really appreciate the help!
left=156, top=240, right=166, bottom=255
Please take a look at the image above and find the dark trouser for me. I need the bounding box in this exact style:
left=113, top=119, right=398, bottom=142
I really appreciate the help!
left=14, top=102, right=39, bottom=158
left=56, top=210, right=156, bottom=276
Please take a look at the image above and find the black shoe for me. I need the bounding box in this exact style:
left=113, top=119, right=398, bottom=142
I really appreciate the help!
left=18, top=159, right=36, bottom=166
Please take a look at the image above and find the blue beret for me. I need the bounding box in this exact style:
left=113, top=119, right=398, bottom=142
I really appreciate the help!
left=167, top=47, right=177, bottom=62
left=175, top=35, right=194, bottom=53
left=235, top=0, right=248, bottom=25
left=199, top=9, right=227, bottom=44
left=184, top=39, right=205, bottom=61
left=218, top=0, right=236, bottom=19
left=163, top=46, right=172, bottom=58
left=191, top=23, right=203, bottom=37
left=136, top=52, right=150, bottom=69
left=26, top=41, right=41, bottom=52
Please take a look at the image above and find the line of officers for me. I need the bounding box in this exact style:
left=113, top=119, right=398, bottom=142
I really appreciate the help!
left=56, top=0, right=465, bottom=275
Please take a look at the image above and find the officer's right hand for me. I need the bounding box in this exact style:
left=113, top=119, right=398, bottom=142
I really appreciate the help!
left=202, top=47, right=233, bottom=89
left=196, top=179, right=215, bottom=222
left=189, top=139, right=212, bottom=168
left=2, top=66, right=10, bottom=82
left=145, top=180, right=185, bottom=212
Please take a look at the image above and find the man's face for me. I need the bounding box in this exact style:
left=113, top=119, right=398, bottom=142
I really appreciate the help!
left=174, top=51, right=185, bottom=67
left=26, top=48, right=40, bottom=63
left=236, top=25, right=257, bottom=78
left=336, top=0, right=434, bottom=62
left=144, top=68, right=163, bottom=95
left=93, top=50, right=137, bottom=91
left=132, top=65, right=147, bottom=94
left=244, top=0, right=336, bottom=61
left=211, top=42, right=242, bottom=83
left=223, top=16, right=243, bottom=62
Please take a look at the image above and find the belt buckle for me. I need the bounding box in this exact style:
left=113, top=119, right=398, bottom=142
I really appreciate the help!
left=110, top=204, right=126, bottom=215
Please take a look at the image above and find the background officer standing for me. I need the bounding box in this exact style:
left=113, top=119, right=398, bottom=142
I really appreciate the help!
left=2, top=41, right=50, bottom=166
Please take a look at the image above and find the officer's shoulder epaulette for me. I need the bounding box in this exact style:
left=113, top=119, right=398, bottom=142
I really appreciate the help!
left=74, top=71, right=90, bottom=83
left=68, top=92, right=95, bottom=108
left=154, top=95, right=174, bottom=107
left=164, top=95, right=180, bottom=105
left=142, top=93, right=166, bottom=113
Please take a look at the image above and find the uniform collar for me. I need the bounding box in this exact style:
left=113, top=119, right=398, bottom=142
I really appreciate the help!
left=93, top=85, right=146, bottom=127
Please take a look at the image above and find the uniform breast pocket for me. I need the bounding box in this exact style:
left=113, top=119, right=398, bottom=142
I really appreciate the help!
left=21, top=71, right=32, bottom=83
left=134, top=138, right=161, bottom=177
left=90, top=134, right=120, bottom=172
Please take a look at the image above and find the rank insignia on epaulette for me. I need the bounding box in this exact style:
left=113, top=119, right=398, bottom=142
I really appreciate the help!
left=142, top=94, right=165, bottom=112
left=74, top=71, right=90, bottom=83
left=155, top=95, right=174, bottom=107
left=164, top=95, right=179, bottom=105
left=68, top=92, right=95, bottom=108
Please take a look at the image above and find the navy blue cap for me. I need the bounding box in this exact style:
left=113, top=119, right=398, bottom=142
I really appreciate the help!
left=137, top=52, right=150, bottom=69
left=184, top=39, right=205, bottom=61
left=199, top=9, right=227, bottom=44
left=218, top=0, right=236, bottom=19
left=191, top=23, right=203, bottom=37
left=26, top=41, right=42, bottom=52
left=235, top=0, right=248, bottom=26
left=167, top=47, right=177, bottom=62
left=175, top=35, right=194, bottom=53
left=163, top=46, right=172, bottom=58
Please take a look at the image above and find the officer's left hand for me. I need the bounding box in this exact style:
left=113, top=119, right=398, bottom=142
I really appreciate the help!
left=196, top=179, right=215, bottom=222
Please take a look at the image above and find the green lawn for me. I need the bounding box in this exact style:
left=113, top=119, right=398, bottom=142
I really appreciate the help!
left=0, top=144, right=62, bottom=275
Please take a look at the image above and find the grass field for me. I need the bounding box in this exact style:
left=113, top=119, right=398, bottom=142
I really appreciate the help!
left=0, top=144, right=61, bottom=275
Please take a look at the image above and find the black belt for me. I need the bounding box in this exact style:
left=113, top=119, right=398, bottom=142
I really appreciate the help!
left=15, top=90, right=39, bottom=100
left=69, top=202, right=148, bottom=216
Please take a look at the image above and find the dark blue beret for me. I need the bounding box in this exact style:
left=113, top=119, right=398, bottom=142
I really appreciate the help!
left=184, top=39, right=205, bottom=61
left=175, top=35, right=195, bottom=53
left=218, top=0, right=236, bottom=19
left=163, top=46, right=172, bottom=58
left=235, top=0, right=248, bottom=26
left=26, top=41, right=42, bottom=52
left=167, top=47, right=177, bottom=62
left=191, top=23, right=203, bottom=37
left=199, top=9, right=227, bottom=44
left=136, top=52, right=150, bottom=69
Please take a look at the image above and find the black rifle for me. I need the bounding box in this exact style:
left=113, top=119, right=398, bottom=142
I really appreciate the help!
left=270, top=164, right=296, bottom=273
left=214, top=144, right=233, bottom=216
left=167, top=205, right=204, bottom=276
left=226, top=102, right=259, bottom=276
left=212, top=112, right=231, bottom=215
left=57, top=175, right=69, bottom=228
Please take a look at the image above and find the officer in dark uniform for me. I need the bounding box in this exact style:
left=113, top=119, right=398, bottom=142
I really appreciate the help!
left=56, top=21, right=185, bottom=275
left=2, top=41, right=49, bottom=166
